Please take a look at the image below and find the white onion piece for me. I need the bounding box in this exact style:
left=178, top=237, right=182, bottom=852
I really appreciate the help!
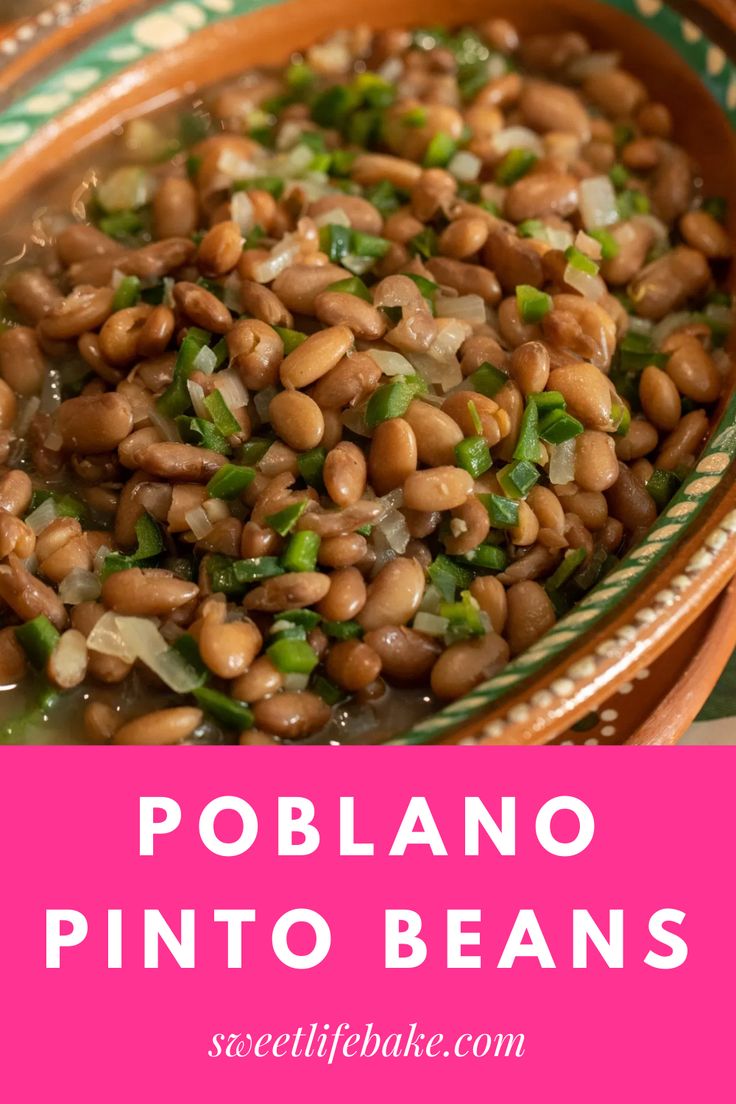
left=579, top=175, right=618, bottom=229
left=87, top=611, right=138, bottom=662
left=544, top=226, right=575, bottom=251
left=59, top=568, right=101, bottom=605
left=435, top=294, right=486, bottom=324
left=574, top=229, right=602, bottom=260
left=146, top=645, right=205, bottom=693
left=254, top=384, right=277, bottom=423
left=651, top=311, right=697, bottom=348
left=284, top=143, right=315, bottom=175
left=376, top=508, right=410, bottom=553
left=342, top=253, right=375, bottom=276
left=341, top=406, right=370, bottom=436
left=185, top=505, right=214, bottom=540
left=251, top=235, right=300, bottom=283
left=283, top=672, right=311, bottom=691
left=187, top=379, right=209, bottom=419
left=549, top=439, right=577, bottom=485
left=313, top=206, right=352, bottom=228
left=204, top=498, right=229, bottom=524
left=428, top=318, right=471, bottom=360
left=492, top=127, right=543, bottom=157
left=147, top=407, right=181, bottom=442
left=377, top=488, right=404, bottom=516
left=563, top=263, right=606, bottom=301
left=16, top=395, right=40, bottom=436
left=413, top=612, right=449, bottom=637
left=97, top=166, right=154, bottom=212
left=627, top=315, right=653, bottom=336
left=217, top=148, right=257, bottom=182
left=214, top=366, right=249, bottom=410
left=705, top=303, right=734, bottom=330
left=418, top=584, right=443, bottom=614
left=410, top=352, right=463, bottom=392
left=44, top=430, right=63, bottom=452
left=162, top=277, right=176, bottom=309
left=24, top=497, right=58, bottom=534
left=93, top=544, right=111, bottom=574
left=276, top=120, right=306, bottom=151
left=378, top=56, right=403, bottom=82
left=479, top=182, right=506, bottom=210
left=111, top=268, right=125, bottom=289
left=448, top=150, right=481, bottom=182
left=231, top=190, right=255, bottom=234
left=367, top=349, right=414, bottom=377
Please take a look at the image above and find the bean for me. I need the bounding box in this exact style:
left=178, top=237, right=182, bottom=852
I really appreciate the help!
left=573, top=430, right=620, bottom=493
left=483, top=222, right=545, bottom=294
left=253, top=690, right=331, bottom=739
left=323, top=442, right=367, bottom=507
left=441, top=391, right=501, bottom=446
left=548, top=363, right=613, bottom=430
left=438, top=217, right=489, bottom=260
left=680, top=210, right=731, bottom=259
left=639, top=365, right=681, bottom=430
left=511, top=500, right=540, bottom=547
left=519, top=80, right=590, bottom=139
left=410, top=168, right=457, bottom=222
left=165, top=484, right=206, bottom=532
left=0, top=379, right=16, bottom=430
left=505, top=580, right=556, bottom=657
left=657, top=409, right=709, bottom=471
left=621, top=137, right=660, bottom=171
left=240, top=280, right=293, bottom=328
left=99, top=304, right=153, bottom=366
left=197, top=219, right=244, bottom=277
left=326, top=640, right=381, bottom=692
left=117, top=237, right=196, bottom=282
left=317, top=566, right=367, bottom=621
left=192, top=133, right=260, bottom=195
left=0, top=554, right=67, bottom=629
left=404, top=400, right=464, bottom=467
left=469, top=575, right=508, bottom=634
left=0, top=510, right=34, bottom=559
left=430, top=632, right=509, bottom=700
left=71, top=601, right=131, bottom=682
left=83, top=701, right=119, bottom=743
left=173, top=281, right=232, bottom=333
left=493, top=381, right=524, bottom=460
left=0, top=625, right=27, bottom=685
left=583, top=68, right=646, bottom=118
left=426, top=256, right=500, bottom=304
left=47, top=629, right=88, bottom=690
left=629, top=247, right=710, bottom=321
left=651, top=147, right=692, bottom=224
left=318, top=533, right=368, bottom=568
left=605, top=463, right=657, bottom=530
left=631, top=458, right=654, bottom=485
left=227, top=318, right=283, bottom=390
left=0, top=326, right=45, bottom=396
left=269, top=390, right=324, bottom=450
left=444, top=495, right=490, bottom=555
left=152, top=177, right=199, bottom=239
left=232, top=656, right=284, bottom=703
left=615, top=418, right=659, bottom=461
left=280, top=325, right=353, bottom=389
left=504, top=172, right=579, bottom=223
left=310, top=351, right=381, bottom=410
left=102, top=568, right=199, bottom=616
left=308, top=194, right=382, bottom=235
left=5, top=268, right=62, bottom=323
left=244, top=571, right=330, bottom=611
left=498, top=296, right=539, bottom=349
left=199, top=617, right=262, bottom=679
left=564, top=491, right=608, bottom=530
left=137, top=305, right=175, bottom=358
left=239, top=520, right=279, bottom=558
left=114, top=707, right=203, bottom=746
left=139, top=441, right=225, bottom=481
left=509, top=341, right=550, bottom=396
left=56, top=392, right=133, bottom=454
left=56, top=223, right=122, bottom=266
left=314, top=291, right=386, bottom=340
left=39, top=285, right=115, bottom=340
left=351, top=153, right=422, bottom=190
left=601, top=516, right=625, bottom=552
left=364, top=625, right=440, bottom=684
left=661, top=333, right=722, bottom=404
left=637, top=101, right=672, bottom=137
left=403, top=466, right=473, bottom=512
left=271, top=264, right=351, bottom=315
left=357, top=556, right=425, bottom=630
left=39, top=534, right=92, bottom=584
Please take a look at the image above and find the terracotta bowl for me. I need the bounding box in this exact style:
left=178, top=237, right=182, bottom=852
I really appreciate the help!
left=1, top=0, right=735, bottom=746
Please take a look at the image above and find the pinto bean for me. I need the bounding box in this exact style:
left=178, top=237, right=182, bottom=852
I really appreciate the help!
left=152, top=177, right=199, bottom=239
left=410, top=168, right=457, bottom=222
left=0, top=625, right=28, bottom=685
left=280, top=325, right=353, bottom=389
left=39, top=285, right=115, bottom=340
left=269, top=390, right=325, bottom=450
left=615, top=418, right=659, bottom=461
left=605, top=463, right=657, bottom=530
left=505, top=580, right=556, bottom=656
left=99, top=305, right=153, bottom=366
left=657, top=409, right=709, bottom=471
left=173, top=281, right=232, bottom=333
left=438, top=217, right=489, bottom=259
left=441, top=391, right=502, bottom=446
left=253, top=691, right=331, bottom=738
left=0, top=326, right=45, bottom=396
left=426, top=256, right=501, bottom=304
left=0, top=554, right=67, bottom=629
left=583, top=68, right=646, bottom=118
left=326, top=640, right=381, bottom=692
left=0, top=470, right=32, bottom=516
left=139, top=441, right=225, bottom=481
left=574, top=431, right=620, bottom=492
left=483, top=222, right=545, bottom=293
left=136, top=305, right=175, bottom=358
left=504, top=173, right=579, bottom=223
left=509, top=341, right=550, bottom=396
left=548, top=363, right=613, bottom=430
left=0, top=379, right=16, bottom=431
left=661, top=333, right=722, bottom=404
left=313, top=291, right=386, bottom=341
left=114, top=707, right=203, bottom=745
left=318, top=533, right=368, bottom=568
left=244, top=572, right=331, bottom=612
left=358, top=556, right=425, bottom=630
left=310, top=351, right=381, bottom=410
left=444, top=495, right=490, bottom=555
left=5, top=268, right=62, bottom=322
left=639, top=365, right=681, bottom=430
left=231, top=656, right=284, bottom=703
left=430, top=632, right=509, bottom=700
left=351, top=153, right=422, bottom=190
left=404, top=399, right=463, bottom=466
left=57, top=392, right=133, bottom=454
left=316, top=566, right=367, bottom=621
left=271, top=263, right=351, bottom=315
left=227, top=318, right=283, bottom=390
left=680, top=209, right=731, bottom=259
left=629, top=247, right=710, bottom=321
left=363, top=625, right=440, bottom=684
left=239, top=280, right=293, bottom=328
left=199, top=617, right=262, bottom=679
left=323, top=442, right=367, bottom=507
left=403, top=466, right=474, bottom=512
left=102, top=568, right=199, bottom=616
left=519, top=80, right=590, bottom=139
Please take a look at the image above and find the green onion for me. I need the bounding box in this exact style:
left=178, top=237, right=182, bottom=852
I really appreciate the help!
left=319, top=223, right=352, bottom=263
left=467, top=362, right=507, bottom=397
left=267, top=638, right=319, bottom=675
left=516, top=284, right=552, bottom=324
left=609, top=162, right=629, bottom=190
left=204, top=389, right=241, bottom=437
left=617, top=189, right=650, bottom=220
left=467, top=400, right=483, bottom=436
left=611, top=402, right=631, bottom=437
left=460, top=543, right=508, bottom=571
left=564, top=245, right=599, bottom=276
left=322, top=620, right=364, bottom=640
left=364, top=181, right=402, bottom=216
left=112, top=275, right=141, bottom=311
left=365, top=376, right=427, bottom=428
left=273, top=326, right=308, bottom=355
left=545, top=547, right=587, bottom=594
left=479, top=493, right=520, bottom=529
left=440, top=590, right=484, bottom=639
left=99, top=210, right=144, bottom=239
left=282, top=530, right=320, bottom=572
left=408, top=227, right=439, bottom=259
left=206, top=463, right=256, bottom=499
left=265, top=500, right=308, bottom=536
left=232, top=557, right=285, bottom=584
left=588, top=228, right=620, bottom=261
left=326, top=276, right=372, bottom=302
left=157, top=326, right=211, bottom=418
left=193, top=687, right=253, bottom=731
left=239, top=436, right=273, bottom=465
left=311, top=674, right=347, bottom=705
left=495, top=148, right=537, bottom=185
left=427, top=554, right=472, bottom=601
left=646, top=468, right=682, bottom=509
left=29, top=489, right=86, bottom=522
left=101, top=514, right=164, bottom=578
left=423, top=132, right=457, bottom=168
left=513, top=401, right=542, bottom=463
left=14, top=615, right=60, bottom=669
left=538, top=409, right=584, bottom=444
left=528, top=390, right=566, bottom=414
left=455, top=435, right=492, bottom=478
left=497, top=459, right=539, bottom=498
left=297, top=446, right=327, bottom=489
left=517, top=219, right=546, bottom=239
left=351, top=231, right=391, bottom=258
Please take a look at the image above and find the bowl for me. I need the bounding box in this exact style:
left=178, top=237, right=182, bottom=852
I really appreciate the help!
left=1, top=0, right=735, bottom=746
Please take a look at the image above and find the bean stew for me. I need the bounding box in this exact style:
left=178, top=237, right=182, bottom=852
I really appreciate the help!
left=0, top=20, right=732, bottom=744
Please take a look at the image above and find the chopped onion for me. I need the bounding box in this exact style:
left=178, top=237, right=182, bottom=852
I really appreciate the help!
left=251, top=235, right=300, bottom=283
left=342, top=253, right=375, bottom=276
left=367, top=349, right=414, bottom=377
left=376, top=488, right=404, bottom=517
left=410, top=352, right=463, bottom=392
left=185, top=505, right=214, bottom=540
left=283, top=672, right=311, bottom=691
left=187, top=379, right=209, bottom=419
left=222, top=272, right=242, bottom=312
left=418, top=584, right=443, bottom=614
left=376, top=508, right=410, bottom=553
left=44, top=430, right=63, bottom=452
left=135, top=481, right=171, bottom=520
left=491, top=127, right=544, bottom=157
left=428, top=318, right=472, bottom=360
left=93, top=544, right=111, bottom=574
left=192, top=345, right=217, bottom=376
left=231, top=190, right=255, bottom=234
left=627, top=315, right=653, bottom=336
left=147, top=407, right=181, bottom=442
left=146, top=646, right=205, bottom=694
left=217, top=148, right=257, bottom=182
left=97, top=166, right=154, bottom=212
left=25, top=497, right=57, bottom=534
left=284, top=143, right=315, bottom=176
left=254, top=384, right=277, bottom=423
left=705, top=303, right=734, bottom=331
left=435, top=294, right=486, bottom=324
left=378, top=57, right=403, bottom=82
left=162, top=277, right=175, bottom=309
left=276, top=120, right=306, bottom=151
left=448, top=150, right=481, bottom=182
left=111, top=268, right=125, bottom=289
left=563, top=263, right=606, bottom=301
left=413, top=612, right=449, bottom=637
left=203, top=498, right=229, bottom=524
left=548, top=439, right=577, bottom=485
left=87, top=613, right=198, bottom=691
left=313, top=206, right=352, bottom=228
left=341, top=406, right=370, bottom=436
left=214, top=366, right=249, bottom=410
left=87, top=611, right=138, bottom=662
left=574, top=229, right=602, bottom=260
left=579, top=175, right=618, bottom=230
left=479, top=182, right=506, bottom=210
left=16, top=395, right=40, bottom=436
left=651, top=310, right=697, bottom=348
left=59, top=568, right=101, bottom=605
left=545, top=226, right=575, bottom=251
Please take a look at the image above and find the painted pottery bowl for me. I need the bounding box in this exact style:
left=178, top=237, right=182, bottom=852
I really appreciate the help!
left=1, top=0, right=735, bottom=746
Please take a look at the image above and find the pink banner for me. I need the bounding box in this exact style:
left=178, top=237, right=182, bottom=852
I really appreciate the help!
left=1, top=747, right=732, bottom=1101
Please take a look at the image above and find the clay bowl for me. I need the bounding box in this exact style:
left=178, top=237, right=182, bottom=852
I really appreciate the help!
left=0, top=0, right=735, bottom=747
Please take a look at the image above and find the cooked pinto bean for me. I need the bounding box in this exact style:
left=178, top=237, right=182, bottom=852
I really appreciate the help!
left=661, top=333, right=722, bottom=404
left=152, top=177, right=199, bottom=239
left=199, top=617, right=262, bottom=678
left=280, top=325, right=354, bottom=389
left=57, top=393, right=133, bottom=454
left=114, top=707, right=203, bottom=745
left=505, top=581, right=556, bottom=656
left=323, top=442, right=367, bottom=506
left=102, top=568, right=199, bottom=615
left=358, top=557, right=425, bottom=630
left=504, top=173, right=579, bottom=223
left=431, top=632, right=509, bottom=700
left=244, top=572, right=331, bottom=611
left=269, top=390, right=325, bottom=450
left=0, top=326, right=45, bottom=395
left=253, top=691, right=331, bottom=738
